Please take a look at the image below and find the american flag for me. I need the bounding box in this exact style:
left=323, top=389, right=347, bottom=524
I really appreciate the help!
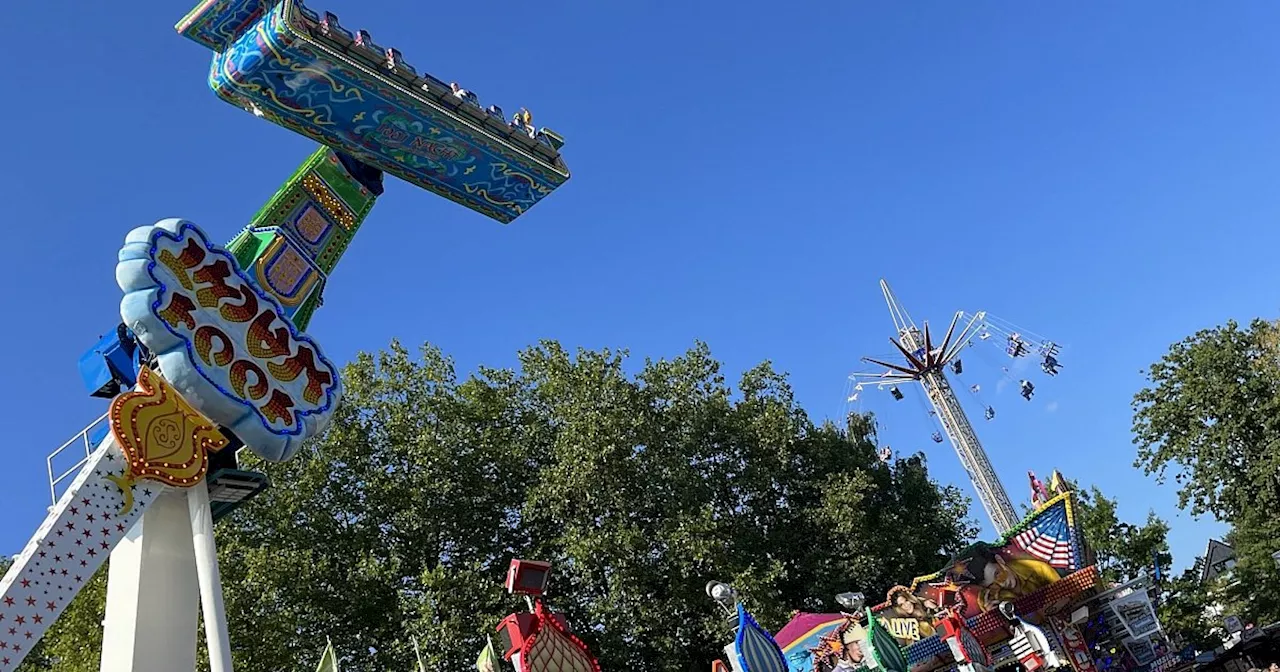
left=1012, top=501, right=1075, bottom=569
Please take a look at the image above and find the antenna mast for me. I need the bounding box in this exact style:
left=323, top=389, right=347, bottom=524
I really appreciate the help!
left=856, top=280, right=1019, bottom=534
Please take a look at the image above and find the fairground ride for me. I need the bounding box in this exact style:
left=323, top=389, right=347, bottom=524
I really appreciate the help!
left=0, top=1, right=570, bottom=670
left=848, top=280, right=1065, bottom=535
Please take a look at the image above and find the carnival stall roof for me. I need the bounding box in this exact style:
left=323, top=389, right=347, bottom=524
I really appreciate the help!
left=777, top=488, right=1104, bottom=672
left=177, top=0, right=570, bottom=223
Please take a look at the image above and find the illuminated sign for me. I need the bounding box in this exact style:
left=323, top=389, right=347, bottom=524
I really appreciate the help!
left=884, top=618, right=921, bottom=642
left=118, top=219, right=341, bottom=461
left=1052, top=618, right=1097, bottom=672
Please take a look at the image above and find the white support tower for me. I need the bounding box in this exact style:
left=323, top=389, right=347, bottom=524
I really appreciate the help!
left=853, top=280, right=1019, bottom=534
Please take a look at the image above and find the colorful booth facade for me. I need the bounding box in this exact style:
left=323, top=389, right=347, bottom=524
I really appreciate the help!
left=777, top=487, right=1103, bottom=672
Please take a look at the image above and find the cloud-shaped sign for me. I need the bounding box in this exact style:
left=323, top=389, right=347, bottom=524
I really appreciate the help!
left=116, top=219, right=342, bottom=461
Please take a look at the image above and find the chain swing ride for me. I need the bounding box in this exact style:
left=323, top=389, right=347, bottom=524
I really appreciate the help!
left=847, top=280, right=1065, bottom=535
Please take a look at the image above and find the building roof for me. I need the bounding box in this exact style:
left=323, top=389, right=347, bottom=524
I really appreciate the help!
left=1200, top=539, right=1236, bottom=585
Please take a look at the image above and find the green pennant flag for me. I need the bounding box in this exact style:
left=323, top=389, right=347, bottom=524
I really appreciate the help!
left=864, top=608, right=909, bottom=672
left=315, top=637, right=340, bottom=672
left=476, top=634, right=499, bottom=672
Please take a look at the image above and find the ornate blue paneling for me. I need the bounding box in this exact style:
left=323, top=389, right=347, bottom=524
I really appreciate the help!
left=206, top=2, right=568, bottom=223
left=176, top=0, right=268, bottom=52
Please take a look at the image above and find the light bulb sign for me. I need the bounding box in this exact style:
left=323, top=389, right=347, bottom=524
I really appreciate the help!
left=117, top=218, right=341, bottom=461
left=1051, top=617, right=1098, bottom=672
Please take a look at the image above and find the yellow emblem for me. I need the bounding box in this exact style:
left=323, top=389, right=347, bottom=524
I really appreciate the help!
left=105, top=366, right=228, bottom=514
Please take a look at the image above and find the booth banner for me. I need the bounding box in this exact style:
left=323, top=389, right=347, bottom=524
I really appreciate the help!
left=1125, top=637, right=1158, bottom=666
left=1109, top=592, right=1160, bottom=640
left=1050, top=618, right=1097, bottom=672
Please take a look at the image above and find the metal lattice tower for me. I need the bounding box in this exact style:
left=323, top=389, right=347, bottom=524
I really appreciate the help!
left=853, top=280, right=1019, bottom=534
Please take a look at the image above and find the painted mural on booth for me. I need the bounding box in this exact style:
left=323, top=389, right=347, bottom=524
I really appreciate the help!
left=808, top=617, right=868, bottom=672
left=117, top=218, right=342, bottom=462
left=870, top=493, right=1085, bottom=646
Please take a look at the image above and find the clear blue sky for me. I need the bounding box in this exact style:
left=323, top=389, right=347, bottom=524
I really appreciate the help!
left=4, top=0, right=1278, bottom=576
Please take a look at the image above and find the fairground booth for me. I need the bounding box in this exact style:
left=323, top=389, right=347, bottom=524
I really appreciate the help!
left=775, top=479, right=1109, bottom=672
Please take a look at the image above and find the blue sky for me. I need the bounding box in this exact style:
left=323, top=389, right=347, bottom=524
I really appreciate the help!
left=3, top=0, right=1277, bottom=577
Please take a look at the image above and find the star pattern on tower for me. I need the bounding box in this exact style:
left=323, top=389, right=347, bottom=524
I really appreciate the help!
left=0, top=444, right=160, bottom=672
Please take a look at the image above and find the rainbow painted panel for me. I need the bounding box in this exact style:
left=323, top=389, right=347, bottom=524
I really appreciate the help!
left=177, top=0, right=269, bottom=52
left=205, top=1, right=569, bottom=223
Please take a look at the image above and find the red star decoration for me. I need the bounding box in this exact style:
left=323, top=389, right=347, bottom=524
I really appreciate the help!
left=29, top=616, right=40, bottom=626
left=45, top=601, right=56, bottom=612
left=23, top=632, right=31, bottom=640
left=12, top=618, right=22, bottom=626
left=69, top=507, right=78, bottom=515
left=1, top=598, right=11, bottom=607
left=18, top=580, right=28, bottom=589
left=2, top=656, right=9, bottom=665
left=0, top=641, right=7, bottom=650
left=23, top=598, right=34, bottom=607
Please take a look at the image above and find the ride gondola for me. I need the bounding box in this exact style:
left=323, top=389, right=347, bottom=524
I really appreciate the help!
left=176, top=0, right=570, bottom=223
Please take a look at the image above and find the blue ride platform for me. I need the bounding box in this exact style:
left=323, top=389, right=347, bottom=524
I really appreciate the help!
left=176, top=0, right=570, bottom=223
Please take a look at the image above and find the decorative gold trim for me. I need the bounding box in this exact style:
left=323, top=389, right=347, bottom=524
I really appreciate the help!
left=106, top=367, right=227, bottom=514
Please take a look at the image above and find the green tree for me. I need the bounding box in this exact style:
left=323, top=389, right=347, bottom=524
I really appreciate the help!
left=1157, top=562, right=1221, bottom=651
left=7, top=341, right=976, bottom=671
left=1066, top=481, right=1171, bottom=585
left=1061, top=481, right=1225, bottom=651
left=1219, top=510, right=1280, bottom=626
left=1133, top=318, right=1280, bottom=627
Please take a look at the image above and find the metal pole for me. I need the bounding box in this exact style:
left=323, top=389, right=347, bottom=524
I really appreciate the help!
left=188, top=481, right=234, bottom=672
left=901, top=326, right=1019, bottom=534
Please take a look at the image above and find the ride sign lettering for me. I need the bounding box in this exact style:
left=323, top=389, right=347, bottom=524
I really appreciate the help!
left=140, top=223, right=340, bottom=440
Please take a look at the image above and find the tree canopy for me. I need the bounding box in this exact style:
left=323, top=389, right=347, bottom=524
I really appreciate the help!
left=1067, top=481, right=1170, bottom=586
left=1133, top=318, right=1280, bottom=631
left=1132, top=319, right=1280, bottom=521
left=14, top=340, right=976, bottom=671
left=1157, top=562, right=1224, bottom=652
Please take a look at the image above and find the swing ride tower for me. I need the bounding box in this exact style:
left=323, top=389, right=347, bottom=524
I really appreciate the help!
left=854, top=280, right=1020, bottom=534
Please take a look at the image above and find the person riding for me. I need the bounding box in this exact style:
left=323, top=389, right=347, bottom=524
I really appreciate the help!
left=450, top=82, right=476, bottom=103
left=512, top=108, right=535, bottom=137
